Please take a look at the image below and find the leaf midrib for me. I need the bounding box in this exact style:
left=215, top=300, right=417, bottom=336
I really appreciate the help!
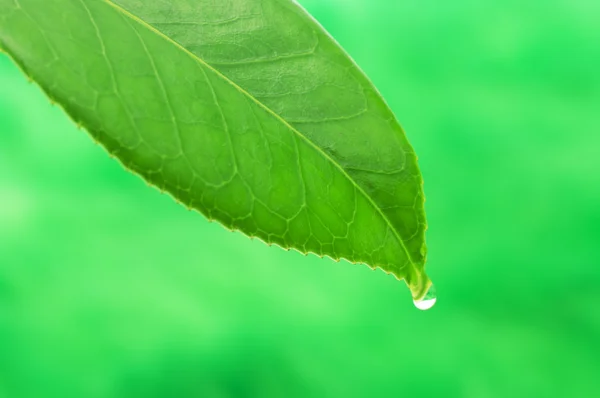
left=102, top=0, right=417, bottom=270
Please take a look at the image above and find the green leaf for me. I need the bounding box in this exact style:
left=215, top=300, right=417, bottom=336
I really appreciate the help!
left=0, top=0, right=432, bottom=302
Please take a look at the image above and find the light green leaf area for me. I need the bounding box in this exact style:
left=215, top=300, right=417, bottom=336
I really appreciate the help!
left=0, top=0, right=431, bottom=300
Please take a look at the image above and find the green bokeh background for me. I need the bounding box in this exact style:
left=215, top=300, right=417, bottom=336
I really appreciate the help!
left=1, top=0, right=599, bottom=397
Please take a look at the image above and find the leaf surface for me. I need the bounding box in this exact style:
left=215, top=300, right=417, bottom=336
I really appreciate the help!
left=0, top=0, right=432, bottom=300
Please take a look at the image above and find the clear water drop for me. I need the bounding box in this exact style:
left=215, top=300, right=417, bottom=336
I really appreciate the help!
left=413, top=283, right=437, bottom=310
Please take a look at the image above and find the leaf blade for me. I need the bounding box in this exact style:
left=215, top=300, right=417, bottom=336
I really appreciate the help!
left=0, top=0, right=432, bottom=300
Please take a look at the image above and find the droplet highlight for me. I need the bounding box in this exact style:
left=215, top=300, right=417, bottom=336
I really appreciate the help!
left=413, top=283, right=436, bottom=310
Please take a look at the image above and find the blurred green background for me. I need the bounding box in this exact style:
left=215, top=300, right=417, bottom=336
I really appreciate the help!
left=1, top=0, right=599, bottom=397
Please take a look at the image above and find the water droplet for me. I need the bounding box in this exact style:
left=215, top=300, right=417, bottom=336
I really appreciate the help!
left=413, top=284, right=437, bottom=310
